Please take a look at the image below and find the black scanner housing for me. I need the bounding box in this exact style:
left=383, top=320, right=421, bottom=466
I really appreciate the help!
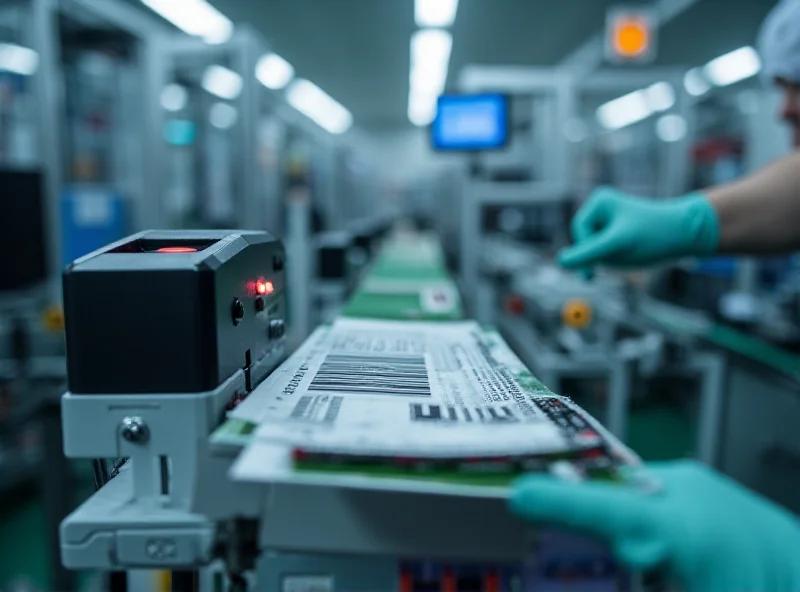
left=63, top=230, right=285, bottom=394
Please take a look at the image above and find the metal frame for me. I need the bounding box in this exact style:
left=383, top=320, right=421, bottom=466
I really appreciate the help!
left=456, top=70, right=576, bottom=300
left=31, top=0, right=64, bottom=285
left=142, top=28, right=268, bottom=230
left=27, top=3, right=168, bottom=588
left=577, top=68, right=694, bottom=198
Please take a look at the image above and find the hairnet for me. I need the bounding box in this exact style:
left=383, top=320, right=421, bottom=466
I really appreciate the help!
left=759, top=0, right=800, bottom=84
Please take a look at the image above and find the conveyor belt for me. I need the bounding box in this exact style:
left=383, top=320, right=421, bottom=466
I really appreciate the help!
left=341, top=233, right=464, bottom=321
left=639, top=298, right=800, bottom=381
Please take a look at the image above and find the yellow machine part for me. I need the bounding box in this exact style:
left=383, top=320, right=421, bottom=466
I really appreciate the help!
left=42, top=305, right=64, bottom=332
left=562, top=298, right=593, bottom=329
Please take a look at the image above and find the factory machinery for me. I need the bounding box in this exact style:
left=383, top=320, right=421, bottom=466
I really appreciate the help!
left=59, top=229, right=664, bottom=592
left=479, top=236, right=727, bottom=469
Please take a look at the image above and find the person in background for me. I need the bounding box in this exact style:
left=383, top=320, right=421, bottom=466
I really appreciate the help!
left=509, top=1, right=800, bottom=591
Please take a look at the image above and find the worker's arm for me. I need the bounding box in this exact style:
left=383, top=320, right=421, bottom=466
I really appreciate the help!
left=558, top=152, right=800, bottom=271
left=708, top=152, right=800, bottom=253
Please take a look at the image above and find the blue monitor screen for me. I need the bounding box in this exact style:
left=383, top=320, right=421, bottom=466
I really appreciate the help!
left=432, top=94, right=509, bottom=151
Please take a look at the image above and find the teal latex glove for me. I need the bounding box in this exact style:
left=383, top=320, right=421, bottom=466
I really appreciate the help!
left=510, top=460, right=800, bottom=592
left=558, top=188, right=720, bottom=272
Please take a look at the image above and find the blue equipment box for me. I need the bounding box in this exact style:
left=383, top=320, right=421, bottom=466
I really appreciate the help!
left=60, top=186, right=127, bottom=268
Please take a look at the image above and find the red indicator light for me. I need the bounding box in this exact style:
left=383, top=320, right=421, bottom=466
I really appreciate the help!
left=442, top=569, right=456, bottom=592
left=256, top=280, right=274, bottom=295
left=157, top=246, right=197, bottom=253
left=485, top=571, right=500, bottom=592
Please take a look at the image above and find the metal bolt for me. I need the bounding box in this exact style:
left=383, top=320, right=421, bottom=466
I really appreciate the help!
left=120, top=416, right=149, bottom=444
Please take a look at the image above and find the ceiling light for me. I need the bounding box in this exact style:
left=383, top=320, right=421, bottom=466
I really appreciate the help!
left=655, top=114, right=687, bottom=142
left=596, top=90, right=651, bottom=130
left=414, top=0, right=459, bottom=27
left=286, top=79, right=353, bottom=135
left=411, top=29, right=453, bottom=63
left=408, top=93, right=438, bottom=126
left=410, top=62, right=448, bottom=96
left=256, top=53, right=294, bottom=90
left=160, top=83, right=188, bottom=112
left=409, top=29, right=452, bottom=98
left=683, top=67, right=710, bottom=97
left=201, top=65, right=242, bottom=100
left=0, top=43, right=38, bottom=76
left=644, top=81, right=675, bottom=112
left=209, top=102, right=238, bottom=129
left=141, top=0, right=233, bottom=44
left=704, top=46, right=761, bottom=87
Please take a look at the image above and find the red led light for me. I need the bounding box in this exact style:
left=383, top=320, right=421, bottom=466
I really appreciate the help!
left=157, top=246, right=197, bottom=253
left=256, top=280, right=274, bottom=295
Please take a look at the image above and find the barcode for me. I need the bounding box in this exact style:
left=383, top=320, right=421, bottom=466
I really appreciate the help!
left=308, top=354, right=431, bottom=397
left=290, top=395, right=343, bottom=423
left=410, top=403, right=521, bottom=423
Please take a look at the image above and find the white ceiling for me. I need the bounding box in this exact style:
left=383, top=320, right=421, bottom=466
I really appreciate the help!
left=174, top=0, right=781, bottom=129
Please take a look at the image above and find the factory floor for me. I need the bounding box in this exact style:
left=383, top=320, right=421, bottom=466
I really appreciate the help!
left=0, top=462, right=95, bottom=592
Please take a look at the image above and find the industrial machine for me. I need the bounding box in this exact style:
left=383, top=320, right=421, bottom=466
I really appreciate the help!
left=480, top=238, right=726, bottom=468
left=60, top=230, right=287, bottom=589
left=58, top=229, right=656, bottom=592
left=313, top=230, right=355, bottom=326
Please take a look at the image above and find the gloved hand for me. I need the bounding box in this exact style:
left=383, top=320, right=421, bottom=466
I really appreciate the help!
left=509, top=460, right=800, bottom=592
left=558, top=188, right=720, bottom=272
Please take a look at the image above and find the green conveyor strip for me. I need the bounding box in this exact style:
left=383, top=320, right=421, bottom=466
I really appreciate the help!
left=641, top=300, right=800, bottom=379
left=707, top=324, right=800, bottom=378
left=342, top=291, right=463, bottom=321
left=341, top=234, right=463, bottom=321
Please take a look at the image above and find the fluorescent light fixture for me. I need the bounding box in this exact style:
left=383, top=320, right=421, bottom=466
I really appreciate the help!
left=415, top=0, right=459, bottom=27
left=408, top=29, right=452, bottom=123
left=410, top=62, right=448, bottom=96
left=202, top=65, right=242, bottom=100
left=704, top=46, right=761, bottom=87
left=684, top=67, right=710, bottom=97
left=209, top=102, right=238, bottom=129
left=656, top=114, right=687, bottom=142
left=645, top=82, right=675, bottom=112
left=286, top=79, right=353, bottom=134
left=256, top=53, right=294, bottom=90
left=0, top=43, right=39, bottom=76
left=408, top=93, right=438, bottom=126
left=411, top=29, right=453, bottom=63
left=597, top=90, right=651, bottom=130
left=141, top=0, right=233, bottom=44
left=160, top=83, right=188, bottom=112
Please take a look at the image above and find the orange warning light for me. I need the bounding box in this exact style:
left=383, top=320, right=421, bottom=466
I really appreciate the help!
left=612, top=16, right=650, bottom=58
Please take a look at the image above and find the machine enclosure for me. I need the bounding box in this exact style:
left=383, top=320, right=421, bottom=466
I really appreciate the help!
left=63, top=230, right=285, bottom=394
left=317, top=231, right=353, bottom=280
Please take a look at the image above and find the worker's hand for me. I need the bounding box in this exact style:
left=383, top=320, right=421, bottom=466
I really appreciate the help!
left=509, top=460, right=800, bottom=592
left=558, top=188, right=720, bottom=272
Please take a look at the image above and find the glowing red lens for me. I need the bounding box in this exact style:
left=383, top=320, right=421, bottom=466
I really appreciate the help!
left=256, top=280, right=274, bottom=295
left=157, top=246, right=197, bottom=253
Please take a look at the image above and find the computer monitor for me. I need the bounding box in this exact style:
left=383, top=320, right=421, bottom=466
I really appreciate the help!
left=431, top=93, right=509, bottom=152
